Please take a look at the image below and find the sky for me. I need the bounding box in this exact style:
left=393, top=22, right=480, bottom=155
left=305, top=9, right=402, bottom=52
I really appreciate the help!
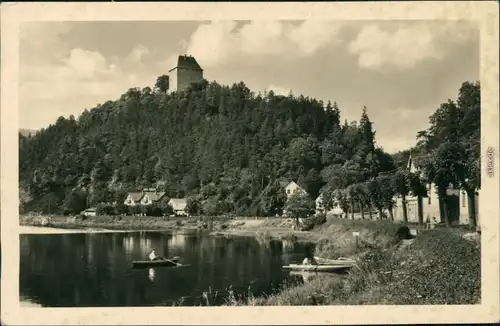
left=19, top=20, right=479, bottom=153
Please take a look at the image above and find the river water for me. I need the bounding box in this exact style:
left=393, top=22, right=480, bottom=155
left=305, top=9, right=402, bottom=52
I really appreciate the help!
left=20, top=231, right=315, bottom=307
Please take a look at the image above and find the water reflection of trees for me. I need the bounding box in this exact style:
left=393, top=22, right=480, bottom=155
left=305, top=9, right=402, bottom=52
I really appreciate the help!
left=122, top=232, right=168, bottom=259
left=169, top=232, right=186, bottom=249
left=20, top=232, right=310, bottom=307
left=282, top=239, right=297, bottom=252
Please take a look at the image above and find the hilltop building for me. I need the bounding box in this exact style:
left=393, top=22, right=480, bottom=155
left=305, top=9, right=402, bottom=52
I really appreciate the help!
left=168, top=54, right=204, bottom=92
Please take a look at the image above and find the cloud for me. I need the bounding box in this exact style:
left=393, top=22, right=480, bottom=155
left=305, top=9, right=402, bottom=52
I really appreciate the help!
left=185, top=21, right=239, bottom=67
left=20, top=44, right=154, bottom=128
left=185, top=20, right=344, bottom=67
left=124, top=44, right=151, bottom=66
left=64, top=48, right=118, bottom=79
left=287, top=20, right=343, bottom=55
left=348, top=22, right=477, bottom=70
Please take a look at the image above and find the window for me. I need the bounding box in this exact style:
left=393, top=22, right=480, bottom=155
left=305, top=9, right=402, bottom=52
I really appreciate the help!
left=462, top=191, right=466, bottom=207
left=287, top=189, right=291, bottom=194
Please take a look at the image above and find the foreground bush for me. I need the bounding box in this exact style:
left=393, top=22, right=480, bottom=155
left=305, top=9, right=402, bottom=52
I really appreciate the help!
left=377, top=229, right=480, bottom=304
left=301, top=213, right=327, bottom=231
left=313, top=218, right=412, bottom=259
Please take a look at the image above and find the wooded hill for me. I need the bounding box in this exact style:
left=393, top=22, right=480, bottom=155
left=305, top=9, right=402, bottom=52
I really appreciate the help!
left=19, top=78, right=480, bottom=226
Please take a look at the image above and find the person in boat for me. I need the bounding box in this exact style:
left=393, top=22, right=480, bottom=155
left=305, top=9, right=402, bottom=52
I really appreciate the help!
left=148, top=249, right=163, bottom=261
left=302, top=250, right=319, bottom=265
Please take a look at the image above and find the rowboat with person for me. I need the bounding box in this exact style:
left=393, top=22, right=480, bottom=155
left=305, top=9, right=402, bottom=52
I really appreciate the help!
left=282, top=248, right=357, bottom=272
left=131, top=249, right=183, bottom=268
left=282, top=257, right=356, bottom=272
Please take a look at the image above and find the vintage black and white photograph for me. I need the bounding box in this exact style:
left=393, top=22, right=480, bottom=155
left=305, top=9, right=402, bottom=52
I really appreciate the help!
left=2, top=2, right=499, bottom=325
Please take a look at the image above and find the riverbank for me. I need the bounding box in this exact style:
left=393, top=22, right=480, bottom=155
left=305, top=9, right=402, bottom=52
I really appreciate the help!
left=221, top=221, right=481, bottom=305
left=19, top=214, right=314, bottom=239
left=20, top=214, right=213, bottom=233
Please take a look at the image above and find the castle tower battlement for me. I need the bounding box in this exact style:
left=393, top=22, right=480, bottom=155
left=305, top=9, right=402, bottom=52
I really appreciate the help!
left=168, top=54, right=204, bottom=92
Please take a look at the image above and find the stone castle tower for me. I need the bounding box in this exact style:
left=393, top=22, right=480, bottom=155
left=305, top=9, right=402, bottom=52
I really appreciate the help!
left=168, top=54, right=204, bottom=92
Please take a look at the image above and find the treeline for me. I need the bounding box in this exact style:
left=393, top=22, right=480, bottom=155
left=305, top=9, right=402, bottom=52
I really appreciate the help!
left=18, top=78, right=480, bottom=227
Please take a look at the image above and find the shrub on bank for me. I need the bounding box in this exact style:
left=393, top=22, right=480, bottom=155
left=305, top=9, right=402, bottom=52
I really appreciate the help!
left=301, top=213, right=327, bottom=231
left=255, top=275, right=343, bottom=306
left=313, top=218, right=411, bottom=259
left=378, top=229, right=480, bottom=304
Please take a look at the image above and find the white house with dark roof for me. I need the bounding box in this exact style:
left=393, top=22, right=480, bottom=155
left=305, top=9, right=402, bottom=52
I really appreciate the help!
left=280, top=181, right=307, bottom=199
left=124, top=192, right=145, bottom=206
left=168, top=198, right=188, bottom=216
left=140, top=188, right=167, bottom=206
left=124, top=188, right=167, bottom=207
left=279, top=180, right=309, bottom=217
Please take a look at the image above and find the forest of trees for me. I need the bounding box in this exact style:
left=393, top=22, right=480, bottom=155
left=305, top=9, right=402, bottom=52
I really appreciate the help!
left=19, top=77, right=480, bottom=227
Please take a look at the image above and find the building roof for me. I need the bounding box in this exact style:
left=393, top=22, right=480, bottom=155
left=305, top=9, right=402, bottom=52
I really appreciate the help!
left=279, top=181, right=289, bottom=188
left=169, top=55, right=203, bottom=72
left=127, top=192, right=144, bottom=202
left=169, top=198, right=187, bottom=209
left=280, top=180, right=307, bottom=191
left=407, top=153, right=431, bottom=171
left=412, top=155, right=430, bottom=168
left=316, top=191, right=335, bottom=202
left=143, top=191, right=166, bottom=202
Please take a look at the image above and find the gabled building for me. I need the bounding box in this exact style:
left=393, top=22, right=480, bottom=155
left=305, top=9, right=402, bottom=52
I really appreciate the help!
left=168, top=198, right=188, bottom=216
left=280, top=180, right=310, bottom=217
left=168, top=54, right=204, bottom=92
left=280, top=181, right=307, bottom=199
left=391, top=154, right=479, bottom=225
left=124, top=188, right=167, bottom=207
left=124, top=192, right=145, bottom=206
left=140, top=188, right=167, bottom=206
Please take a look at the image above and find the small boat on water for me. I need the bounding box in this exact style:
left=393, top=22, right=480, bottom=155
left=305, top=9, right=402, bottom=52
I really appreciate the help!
left=131, top=256, right=181, bottom=268
left=314, top=256, right=356, bottom=265
left=283, top=264, right=353, bottom=272
left=282, top=257, right=357, bottom=272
